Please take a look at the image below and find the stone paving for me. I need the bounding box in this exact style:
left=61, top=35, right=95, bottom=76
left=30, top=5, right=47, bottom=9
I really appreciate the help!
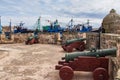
left=0, top=43, right=119, bottom=80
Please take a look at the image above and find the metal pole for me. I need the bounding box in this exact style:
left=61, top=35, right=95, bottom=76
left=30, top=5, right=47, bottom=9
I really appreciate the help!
left=98, top=27, right=102, bottom=49
left=0, top=16, right=2, bottom=34
left=37, top=16, right=41, bottom=32
left=9, top=19, right=12, bottom=39
left=9, top=19, right=12, bottom=34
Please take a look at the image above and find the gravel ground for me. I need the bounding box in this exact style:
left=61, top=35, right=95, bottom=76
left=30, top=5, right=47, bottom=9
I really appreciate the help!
left=0, top=43, right=119, bottom=80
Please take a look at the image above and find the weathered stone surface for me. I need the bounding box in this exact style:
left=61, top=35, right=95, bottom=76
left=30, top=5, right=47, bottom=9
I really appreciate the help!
left=102, top=9, right=120, bottom=33
left=62, top=32, right=86, bottom=44
left=116, top=69, right=120, bottom=79
left=0, top=32, right=86, bottom=44
left=0, top=44, right=94, bottom=80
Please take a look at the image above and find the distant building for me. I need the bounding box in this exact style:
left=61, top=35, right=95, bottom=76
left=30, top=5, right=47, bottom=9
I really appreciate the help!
left=2, top=26, right=11, bottom=33
left=2, top=26, right=14, bottom=34
left=102, top=9, right=120, bottom=34
left=86, top=9, right=120, bottom=57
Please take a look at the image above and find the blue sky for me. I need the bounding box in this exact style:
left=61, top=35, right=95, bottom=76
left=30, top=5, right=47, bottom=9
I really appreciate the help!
left=0, top=0, right=120, bottom=29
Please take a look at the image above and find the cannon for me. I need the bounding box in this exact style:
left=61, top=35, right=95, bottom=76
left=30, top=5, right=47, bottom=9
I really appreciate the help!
left=25, top=35, right=39, bottom=45
left=62, top=38, right=86, bottom=52
left=55, top=48, right=117, bottom=80
left=62, top=48, right=116, bottom=62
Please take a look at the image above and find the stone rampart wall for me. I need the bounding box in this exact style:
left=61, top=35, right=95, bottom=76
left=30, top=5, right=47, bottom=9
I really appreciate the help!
left=0, top=32, right=86, bottom=44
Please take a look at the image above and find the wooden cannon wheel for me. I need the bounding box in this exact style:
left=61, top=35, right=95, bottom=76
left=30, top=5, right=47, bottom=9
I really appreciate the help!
left=76, top=42, right=85, bottom=51
left=59, top=66, right=74, bottom=80
left=93, top=68, right=109, bottom=80
left=62, top=45, right=67, bottom=51
left=78, top=44, right=85, bottom=51
left=25, top=40, right=28, bottom=45
left=66, top=46, right=73, bottom=52
left=25, top=38, right=35, bottom=45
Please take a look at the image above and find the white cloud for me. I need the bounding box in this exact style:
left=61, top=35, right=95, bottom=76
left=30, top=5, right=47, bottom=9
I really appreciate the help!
left=0, top=0, right=120, bottom=28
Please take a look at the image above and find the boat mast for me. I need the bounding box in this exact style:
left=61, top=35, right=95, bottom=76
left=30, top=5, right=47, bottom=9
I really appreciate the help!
left=37, top=16, right=41, bottom=32
left=9, top=19, right=12, bottom=34
left=0, top=16, right=2, bottom=34
left=87, top=19, right=89, bottom=26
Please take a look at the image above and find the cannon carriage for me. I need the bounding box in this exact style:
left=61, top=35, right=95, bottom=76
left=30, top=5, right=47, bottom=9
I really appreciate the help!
left=25, top=35, right=39, bottom=45
left=62, top=38, right=86, bottom=52
left=55, top=48, right=117, bottom=80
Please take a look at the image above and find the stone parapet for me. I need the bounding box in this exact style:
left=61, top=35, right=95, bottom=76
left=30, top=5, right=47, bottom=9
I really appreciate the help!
left=0, top=32, right=86, bottom=45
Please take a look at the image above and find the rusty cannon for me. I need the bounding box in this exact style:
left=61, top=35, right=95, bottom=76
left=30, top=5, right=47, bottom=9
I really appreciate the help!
left=62, top=38, right=86, bottom=52
left=55, top=48, right=117, bottom=80
left=25, top=35, right=39, bottom=45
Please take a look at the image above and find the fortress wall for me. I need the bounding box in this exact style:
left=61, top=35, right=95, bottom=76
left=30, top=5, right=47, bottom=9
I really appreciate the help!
left=0, top=32, right=86, bottom=44
left=62, top=32, right=86, bottom=44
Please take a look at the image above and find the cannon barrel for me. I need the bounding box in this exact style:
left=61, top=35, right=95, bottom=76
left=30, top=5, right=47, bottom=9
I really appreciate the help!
left=28, top=36, right=34, bottom=40
left=64, top=38, right=86, bottom=45
left=62, top=48, right=117, bottom=62
left=27, top=35, right=38, bottom=40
